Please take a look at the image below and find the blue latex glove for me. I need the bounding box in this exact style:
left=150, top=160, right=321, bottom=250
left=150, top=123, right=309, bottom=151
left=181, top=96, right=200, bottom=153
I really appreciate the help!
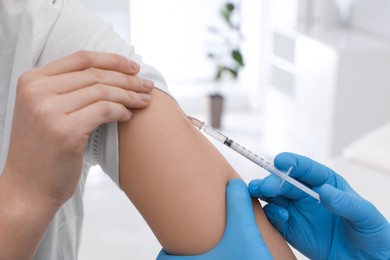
left=249, top=152, right=390, bottom=259
left=157, top=179, right=272, bottom=260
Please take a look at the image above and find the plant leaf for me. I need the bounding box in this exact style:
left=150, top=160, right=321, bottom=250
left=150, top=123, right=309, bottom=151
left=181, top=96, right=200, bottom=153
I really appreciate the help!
left=220, top=8, right=230, bottom=24
left=214, top=66, right=239, bottom=81
left=225, top=2, right=235, bottom=12
left=232, top=49, right=244, bottom=67
left=227, top=67, right=238, bottom=78
left=215, top=66, right=224, bottom=81
left=221, top=2, right=235, bottom=25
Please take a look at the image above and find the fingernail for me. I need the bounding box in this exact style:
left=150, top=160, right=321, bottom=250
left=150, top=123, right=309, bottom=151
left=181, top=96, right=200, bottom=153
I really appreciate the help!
left=139, top=93, right=151, bottom=102
left=248, top=182, right=259, bottom=194
left=279, top=209, right=288, bottom=220
left=141, top=78, right=154, bottom=89
left=128, top=109, right=133, bottom=118
left=128, top=60, right=140, bottom=70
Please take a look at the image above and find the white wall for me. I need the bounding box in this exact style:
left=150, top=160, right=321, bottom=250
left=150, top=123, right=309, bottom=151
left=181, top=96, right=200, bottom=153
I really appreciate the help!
left=307, top=0, right=390, bottom=41
left=240, top=0, right=265, bottom=111
left=268, top=0, right=390, bottom=42
left=352, top=0, right=390, bottom=40
left=129, top=0, right=220, bottom=84
left=79, top=0, right=130, bottom=42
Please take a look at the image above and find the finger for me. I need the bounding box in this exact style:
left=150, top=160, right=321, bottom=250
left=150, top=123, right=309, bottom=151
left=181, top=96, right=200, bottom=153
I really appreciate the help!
left=67, top=101, right=132, bottom=136
left=263, top=204, right=289, bottom=234
left=225, top=179, right=258, bottom=232
left=43, top=69, right=154, bottom=94
left=318, top=184, right=387, bottom=229
left=274, top=152, right=339, bottom=187
left=249, top=176, right=280, bottom=198
left=36, top=50, right=140, bottom=76
left=51, top=70, right=153, bottom=94
left=54, top=84, right=151, bottom=113
left=249, top=176, right=306, bottom=201
left=225, top=179, right=271, bottom=258
left=249, top=179, right=292, bottom=208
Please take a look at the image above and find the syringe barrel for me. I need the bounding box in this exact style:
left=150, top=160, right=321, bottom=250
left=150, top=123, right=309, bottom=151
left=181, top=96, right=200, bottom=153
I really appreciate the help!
left=202, top=125, right=228, bottom=143
left=228, top=141, right=271, bottom=169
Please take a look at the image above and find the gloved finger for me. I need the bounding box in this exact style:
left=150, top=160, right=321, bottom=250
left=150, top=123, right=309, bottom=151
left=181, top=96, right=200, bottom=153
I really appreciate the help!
left=318, top=184, right=387, bottom=228
left=248, top=181, right=291, bottom=209
left=274, top=152, right=340, bottom=187
left=225, top=179, right=273, bottom=260
left=263, top=204, right=289, bottom=234
left=225, top=179, right=260, bottom=233
left=249, top=176, right=306, bottom=201
left=248, top=177, right=280, bottom=198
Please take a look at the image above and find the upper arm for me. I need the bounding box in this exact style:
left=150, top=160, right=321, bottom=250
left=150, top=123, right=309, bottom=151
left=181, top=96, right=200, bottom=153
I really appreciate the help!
left=118, top=89, right=233, bottom=254
left=117, top=89, right=296, bottom=259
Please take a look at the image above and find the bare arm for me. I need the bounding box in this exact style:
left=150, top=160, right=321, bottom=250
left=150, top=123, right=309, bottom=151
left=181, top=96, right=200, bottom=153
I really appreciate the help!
left=119, top=89, right=295, bottom=258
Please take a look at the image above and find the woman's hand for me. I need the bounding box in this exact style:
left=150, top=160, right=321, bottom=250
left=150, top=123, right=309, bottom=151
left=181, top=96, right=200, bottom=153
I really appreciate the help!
left=4, top=50, right=154, bottom=206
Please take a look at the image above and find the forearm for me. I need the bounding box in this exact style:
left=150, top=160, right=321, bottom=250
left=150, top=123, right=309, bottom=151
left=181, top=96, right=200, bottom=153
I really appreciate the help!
left=118, top=89, right=295, bottom=258
left=0, top=171, right=60, bottom=259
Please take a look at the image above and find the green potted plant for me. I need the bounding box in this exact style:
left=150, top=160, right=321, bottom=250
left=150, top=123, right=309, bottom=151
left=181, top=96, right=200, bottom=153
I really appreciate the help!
left=207, top=1, right=245, bottom=128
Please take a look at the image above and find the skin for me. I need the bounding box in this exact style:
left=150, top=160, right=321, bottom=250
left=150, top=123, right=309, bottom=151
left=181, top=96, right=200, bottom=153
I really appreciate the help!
left=0, top=51, right=153, bottom=259
left=118, top=89, right=296, bottom=258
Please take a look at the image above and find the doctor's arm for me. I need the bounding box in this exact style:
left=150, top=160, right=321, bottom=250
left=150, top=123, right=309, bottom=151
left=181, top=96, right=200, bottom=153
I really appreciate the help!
left=117, top=89, right=296, bottom=258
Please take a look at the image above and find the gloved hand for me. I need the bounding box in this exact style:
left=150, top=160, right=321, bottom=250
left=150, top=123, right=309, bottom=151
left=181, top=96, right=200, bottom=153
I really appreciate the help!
left=249, top=152, right=390, bottom=259
left=157, top=179, right=272, bottom=260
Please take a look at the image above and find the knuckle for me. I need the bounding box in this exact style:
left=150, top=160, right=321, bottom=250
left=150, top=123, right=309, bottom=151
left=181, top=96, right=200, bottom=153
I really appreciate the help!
left=126, top=92, right=137, bottom=104
left=97, top=102, right=114, bottom=119
left=74, top=50, right=93, bottom=67
left=126, top=75, right=142, bottom=90
left=17, top=71, right=33, bottom=86
left=94, top=84, right=110, bottom=98
left=96, top=102, right=127, bottom=122
left=86, top=67, right=105, bottom=83
left=111, top=53, right=125, bottom=69
left=50, top=122, right=71, bottom=143
left=32, top=100, right=52, bottom=119
left=29, top=102, right=62, bottom=137
left=47, top=116, right=74, bottom=141
left=17, top=70, right=42, bottom=92
left=16, top=77, right=41, bottom=101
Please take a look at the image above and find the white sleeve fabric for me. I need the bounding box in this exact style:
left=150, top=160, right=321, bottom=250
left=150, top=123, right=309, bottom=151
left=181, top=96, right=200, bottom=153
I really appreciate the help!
left=37, top=0, right=171, bottom=185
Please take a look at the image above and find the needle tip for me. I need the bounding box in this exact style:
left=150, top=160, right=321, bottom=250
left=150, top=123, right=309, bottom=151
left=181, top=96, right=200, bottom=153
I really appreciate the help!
left=186, top=115, right=204, bottom=129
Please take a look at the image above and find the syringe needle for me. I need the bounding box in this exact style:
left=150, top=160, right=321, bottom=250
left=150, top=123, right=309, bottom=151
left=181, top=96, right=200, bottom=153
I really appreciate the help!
left=186, top=115, right=320, bottom=202
left=186, top=116, right=204, bottom=130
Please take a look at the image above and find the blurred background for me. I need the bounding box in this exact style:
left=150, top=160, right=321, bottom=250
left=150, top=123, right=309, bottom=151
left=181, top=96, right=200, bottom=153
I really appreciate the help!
left=78, top=0, right=390, bottom=259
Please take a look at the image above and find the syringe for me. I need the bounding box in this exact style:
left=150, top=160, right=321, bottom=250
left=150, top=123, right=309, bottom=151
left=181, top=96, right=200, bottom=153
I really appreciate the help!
left=186, top=115, right=320, bottom=202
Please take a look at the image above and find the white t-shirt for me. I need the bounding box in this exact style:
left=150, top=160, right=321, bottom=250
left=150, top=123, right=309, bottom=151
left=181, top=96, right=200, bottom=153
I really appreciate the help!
left=0, top=0, right=169, bottom=259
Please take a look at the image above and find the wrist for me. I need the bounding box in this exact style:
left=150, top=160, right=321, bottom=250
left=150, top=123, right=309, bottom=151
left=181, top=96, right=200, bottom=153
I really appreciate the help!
left=0, top=170, right=62, bottom=259
left=1, top=167, right=63, bottom=216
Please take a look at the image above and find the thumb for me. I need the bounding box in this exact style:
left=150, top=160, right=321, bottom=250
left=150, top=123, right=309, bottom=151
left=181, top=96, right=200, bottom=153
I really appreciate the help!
left=225, top=179, right=258, bottom=231
left=225, top=179, right=272, bottom=259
